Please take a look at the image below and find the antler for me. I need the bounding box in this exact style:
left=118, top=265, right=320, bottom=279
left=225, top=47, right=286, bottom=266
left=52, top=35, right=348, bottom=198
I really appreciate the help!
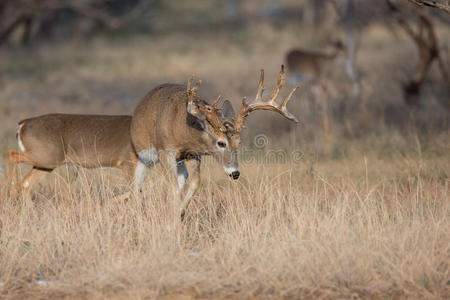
left=186, top=77, right=227, bottom=133
left=234, top=65, right=299, bottom=132
left=211, top=95, right=222, bottom=110
left=198, top=95, right=227, bottom=133
left=187, top=76, right=202, bottom=108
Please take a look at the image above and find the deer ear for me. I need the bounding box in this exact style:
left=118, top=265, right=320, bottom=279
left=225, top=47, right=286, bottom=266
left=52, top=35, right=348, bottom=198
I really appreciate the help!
left=221, top=100, right=235, bottom=119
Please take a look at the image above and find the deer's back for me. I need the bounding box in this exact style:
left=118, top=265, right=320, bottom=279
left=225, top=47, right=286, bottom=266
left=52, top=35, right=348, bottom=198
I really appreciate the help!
left=131, top=83, right=209, bottom=155
left=286, top=49, right=334, bottom=80
left=19, top=114, right=132, bottom=168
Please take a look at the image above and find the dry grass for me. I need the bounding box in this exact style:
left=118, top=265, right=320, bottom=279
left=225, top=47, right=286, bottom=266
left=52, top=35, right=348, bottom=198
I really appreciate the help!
left=0, top=20, right=449, bottom=299
left=0, top=150, right=448, bottom=299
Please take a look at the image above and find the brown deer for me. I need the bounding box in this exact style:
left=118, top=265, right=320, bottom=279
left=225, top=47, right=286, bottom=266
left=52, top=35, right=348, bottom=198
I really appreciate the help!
left=8, top=66, right=298, bottom=218
left=130, top=65, right=299, bottom=219
left=8, top=114, right=136, bottom=199
left=285, top=40, right=346, bottom=84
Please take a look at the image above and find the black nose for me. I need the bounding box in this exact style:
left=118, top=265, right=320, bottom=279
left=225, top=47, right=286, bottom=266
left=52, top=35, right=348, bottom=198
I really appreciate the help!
left=230, top=171, right=240, bottom=180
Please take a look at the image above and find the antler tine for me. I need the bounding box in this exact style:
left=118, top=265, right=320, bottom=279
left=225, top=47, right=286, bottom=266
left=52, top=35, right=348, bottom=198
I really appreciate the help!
left=211, top=95, right=222, bottom=110
left=187, top=76, right=193, bottom=92
left=233, top=97, right=248, bottom=132
left=281, top=86, right=299, bottom=123
left=187, top=79, right=202, bottom=105
left=191, top=79, right=202, bottom=95
left=267, top=65, right=285, bottom=104
left=255, top=69, right=264, bottom=102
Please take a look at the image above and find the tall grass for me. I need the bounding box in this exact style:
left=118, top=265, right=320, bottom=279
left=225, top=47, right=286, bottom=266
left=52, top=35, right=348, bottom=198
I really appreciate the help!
left=0, top=150, right=448, bottom=299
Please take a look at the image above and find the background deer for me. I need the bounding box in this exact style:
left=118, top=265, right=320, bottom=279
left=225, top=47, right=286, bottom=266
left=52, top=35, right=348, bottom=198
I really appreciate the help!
left=285, top=40, right=346, bottom=85
left=130, top=65, right=299, bottom=219
left=8, top=114, right=136, bottom=199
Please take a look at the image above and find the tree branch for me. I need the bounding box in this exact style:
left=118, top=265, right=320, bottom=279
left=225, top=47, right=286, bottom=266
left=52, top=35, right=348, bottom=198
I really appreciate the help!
left=407, top=0, right=450, bottom=14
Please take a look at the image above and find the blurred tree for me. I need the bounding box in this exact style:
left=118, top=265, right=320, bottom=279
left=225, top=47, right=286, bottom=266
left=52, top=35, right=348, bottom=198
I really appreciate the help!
left=344, top=0, right=361, bottom=102
left=407, top=0, right=450, bottom=13
left=0, top=0, right=156, bottom=46
left=387, top=0, right=449, bottom=106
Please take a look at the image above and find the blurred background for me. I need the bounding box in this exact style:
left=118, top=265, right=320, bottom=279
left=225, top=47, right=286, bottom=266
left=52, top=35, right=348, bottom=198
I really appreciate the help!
left=0, top=0, right=449, bottom=168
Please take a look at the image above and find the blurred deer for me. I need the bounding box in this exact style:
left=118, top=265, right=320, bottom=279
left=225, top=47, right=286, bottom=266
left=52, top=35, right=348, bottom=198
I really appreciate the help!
left=8, top=114, right=135, bottom=199
left=130, top=65, right=299, bottom=219
left=285, top=40, right=346, bottom=85
left=285, top=41, right=345, bottom=136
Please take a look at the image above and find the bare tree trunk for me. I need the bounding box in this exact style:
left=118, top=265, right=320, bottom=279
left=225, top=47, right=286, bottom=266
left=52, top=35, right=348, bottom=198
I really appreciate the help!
left=345, top=0, right=361, bottom=102
left=22, top=16, right=34, bottom=45
left=304, top=0, right=327, bottom=26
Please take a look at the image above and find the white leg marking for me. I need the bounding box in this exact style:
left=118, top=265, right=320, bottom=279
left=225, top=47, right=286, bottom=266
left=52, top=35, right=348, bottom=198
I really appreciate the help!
left=177, top=161, right=188, bottom=191
left=180, top=180, right=198, bottom=213
left=180, top=157, right=201, bottom=217
left=134, top=149, right=160, bottom=195
left=133, top=160, right=148, bottom=194
left=16, top=124, right=26, bottom=152
left=138, top=148, right=159, bottom=167
left=23, top=181, right=29, bottom=188
left=165, top=151, right=187, bottom=193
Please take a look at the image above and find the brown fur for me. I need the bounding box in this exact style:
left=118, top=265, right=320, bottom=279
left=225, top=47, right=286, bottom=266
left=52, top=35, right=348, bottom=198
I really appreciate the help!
left=8, top=114, right=136, bottom=199
left=131, top=84, right=232, bottom=159
left=130, top=67, right=297, bottom=219
left=131, top=83, right=241, bottom=219
left=286, top=41, right=345, bottom=82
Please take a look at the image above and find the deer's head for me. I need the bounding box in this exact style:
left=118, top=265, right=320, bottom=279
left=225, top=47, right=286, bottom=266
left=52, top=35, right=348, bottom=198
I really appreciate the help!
left=186, top=65, right=299, bottom=180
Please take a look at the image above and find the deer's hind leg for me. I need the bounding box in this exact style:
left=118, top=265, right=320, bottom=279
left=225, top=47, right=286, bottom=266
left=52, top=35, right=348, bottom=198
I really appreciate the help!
left=112, top=153, right=139, bottom=202
left=8, top=150, right=33, bottom=199
left=8, top=150, right=20, bottom=189
left=19, top=167, right=53, bottom=199
left=8, top=150, right=53, bottom=200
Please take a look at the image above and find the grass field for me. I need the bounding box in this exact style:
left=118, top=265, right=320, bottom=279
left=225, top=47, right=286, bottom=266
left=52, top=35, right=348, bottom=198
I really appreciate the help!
left=0, top=21, right=449, bottom=299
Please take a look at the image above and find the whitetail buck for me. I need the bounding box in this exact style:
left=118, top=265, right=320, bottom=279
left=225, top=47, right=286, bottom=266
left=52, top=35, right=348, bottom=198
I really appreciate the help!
left=130, top=65, right=299, bottom=219
left=285, top=40, right=345, bottom=84
left=8, top=114, right=136, bottom=199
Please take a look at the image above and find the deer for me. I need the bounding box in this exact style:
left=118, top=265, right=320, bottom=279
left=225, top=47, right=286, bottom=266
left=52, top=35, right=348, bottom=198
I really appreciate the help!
left=8, top=114, right=136, bottom=199
left=130, top=65, right=299, bottom=219
left=285, top=40, right=346, bottom=85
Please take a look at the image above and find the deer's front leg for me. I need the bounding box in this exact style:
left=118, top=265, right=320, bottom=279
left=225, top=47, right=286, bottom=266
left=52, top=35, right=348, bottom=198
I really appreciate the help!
left=166, top=152, right=201, bottom=220
left=180, top=157, right=201, bottom=220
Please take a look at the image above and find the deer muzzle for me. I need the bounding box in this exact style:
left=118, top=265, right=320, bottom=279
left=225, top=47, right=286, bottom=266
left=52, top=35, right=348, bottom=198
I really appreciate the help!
left=229, top=171, right=240, bottom=180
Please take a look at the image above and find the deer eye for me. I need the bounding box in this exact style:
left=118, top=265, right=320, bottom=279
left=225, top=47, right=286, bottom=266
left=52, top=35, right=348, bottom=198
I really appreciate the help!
left=217, top=141, right=227, bottom=148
